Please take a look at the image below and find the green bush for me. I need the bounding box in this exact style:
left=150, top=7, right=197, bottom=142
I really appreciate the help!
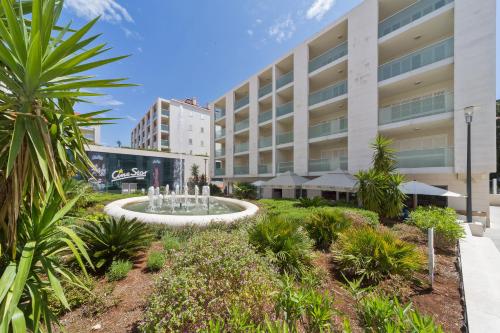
left=359, top=294, right=444, bottom=332
left=141, top=231, right=280, bottom=332
left=248, top=215, right=314, bottom=278
left=146, top=251, right=165, bottom=272
left=233, top=182, right=257, bottom=199
left=295, top=197, right=330, bottom=208
left=48, top=273, right=96, bottom=316
left=305, top=208, right=351, bottom=250
left=342, top=208, right=380, bottom=226
left=107, top=260, right=133, bottom=281
left=161, top=231, right=182, bottom=251
left=331, top=226, right=424, bottom=283
left=77, top=216, right=153, bottom=271
left=408, top=206, right=464, bottom=249
left=209, top=183, right=223, bottom=196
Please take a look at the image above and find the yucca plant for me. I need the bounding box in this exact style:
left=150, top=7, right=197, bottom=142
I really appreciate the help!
left=305, top=208, right=351, bottom=251
left=77, top=216, right=153, bottom=270
left=294, top=197, right=329, bottom=208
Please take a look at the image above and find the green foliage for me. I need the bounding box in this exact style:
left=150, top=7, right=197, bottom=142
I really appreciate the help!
left=146, top=251, right=165, bottom=272
left=408, top=206, right=465, bottom=249
left=48, top=273, right=96, bottom=316
left=233, top=182, right=258, bottom=200
left=141, top=231, right=280, bottom=332
left=187, top=164, right=208, bottom=191
left=248, top=215, right=314, bottom=278
left=342, top=208, right=380, bottom=227
left=295, top=197, right=330, bottom=208
left=209, top=183, right=223, bottom=196
left=331, top=226, right=424, bottom=283
left=359, top=294, right=444, bottom=332
left=372, top=135, right=397, bottom=173
left=161, top=231, right=182, bottom=251
left=305, top=208, right=351, bottom=250
left=106, top=260, right=133, bottom=281
left=77, top=216, right=153, bottom=270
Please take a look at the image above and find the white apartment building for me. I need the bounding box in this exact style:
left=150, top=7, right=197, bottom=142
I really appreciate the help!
left=210, top=0, right=496, bottom=214
left=81, top=125, right=101, bottom=145
left=131, top=98, right=211, bottom=156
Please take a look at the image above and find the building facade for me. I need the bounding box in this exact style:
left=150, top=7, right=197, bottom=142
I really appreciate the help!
left=81, top=125, right=101, bottom=144
left=210, top=0, right=496, bottom=214
left=131, top=98, right=211, bottom=156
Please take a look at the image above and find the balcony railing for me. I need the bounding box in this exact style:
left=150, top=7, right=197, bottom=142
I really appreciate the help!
left=258, top=83, right=272, bottom=98
left=259, top=109, right=273, bottom=123
left=396, top=147, right=454, bottom=168
left=276, top=131, right=293, bottom=145
left=234, top=165, right=249, bottom=175
left=309, top=80, right=347, bottom=106
left=215, top=108, right=226, bottom=120
left=276, top=71, right=293, bottom=89
left=234, top=119, right=249, bottom=132
left=161, top=140, right=169, bottom=146
left=234, top=95, right=249, bottom=110
left=309, top=117, right=348, bottom=139
left=161, top=109, right=170, bottom=117
left=161, top=124, right=169, bottom=132
left=277, top=161, right=293, bottom=173
left=379, top=92, right=454, bottom=125
left=259, top=135, right=272, bottom=148
left=309, top=42, right=348, bottom=73
left=215, top=148, right=225, bottom=157
left=215, top=128, right=226, bottom=139
left=378, top=37, right=454, bottom=82
left=379, top=0, right=454, bottom=38
left=234, top=142, right=249, bottom=153
left=309, top=157, right=348, bottom=172
left=215, top=168, right=225, bottom=176
left=259, top=164, right=272, bottom=174
left=276, top=102, right=293, bottom=118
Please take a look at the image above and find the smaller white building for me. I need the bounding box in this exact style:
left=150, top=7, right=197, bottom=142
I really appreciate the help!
left=81, top=125, right=101, bottom=145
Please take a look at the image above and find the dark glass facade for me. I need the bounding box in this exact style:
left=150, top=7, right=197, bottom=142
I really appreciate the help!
left=86, top=150, right=184, bottom=193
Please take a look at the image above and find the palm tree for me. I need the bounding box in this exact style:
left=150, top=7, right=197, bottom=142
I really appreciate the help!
left=371, top=134, right=397, bottom=173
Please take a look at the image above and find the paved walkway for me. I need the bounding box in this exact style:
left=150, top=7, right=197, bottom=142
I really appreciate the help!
left=459, top=221, right=500, bottom=332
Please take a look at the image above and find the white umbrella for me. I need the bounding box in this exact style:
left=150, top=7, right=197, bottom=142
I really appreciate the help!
left=302, top=171, right=357, bottom=192
left=263, top=171, right=309, bottom=189
left=252, top=180, right=267, bottom=187
left=399, top=180, right=463, bottom=207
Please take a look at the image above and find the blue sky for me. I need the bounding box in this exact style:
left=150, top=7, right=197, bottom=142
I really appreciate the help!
left=62, top=0, right=499, bottom=147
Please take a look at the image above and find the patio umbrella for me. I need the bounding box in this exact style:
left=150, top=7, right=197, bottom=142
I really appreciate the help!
left=263, top=171, right=309, bottom=189
left=252, top=180, right=267, bottom=199
left=399, top=180, right=463, bottom=208
left=302, top=170, right=357, bottom=192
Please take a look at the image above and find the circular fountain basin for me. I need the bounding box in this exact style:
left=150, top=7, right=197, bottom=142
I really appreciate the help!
left=104, top=195, right=259, bottom=227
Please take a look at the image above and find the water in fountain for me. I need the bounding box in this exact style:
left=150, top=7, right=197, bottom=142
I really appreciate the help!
left=170, top=190, right=176, bottom=213
left=201, top=185, right=210, bottom=209
left=194, top=185, right=199, bottom=206
left=147, top=186, right=155, bottom=212
left=163, top=184, right=170, bottom=203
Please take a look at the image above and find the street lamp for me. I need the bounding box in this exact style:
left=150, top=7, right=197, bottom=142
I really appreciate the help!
left=204, top=158, right=208, bottom=182
left=464, top=106, right=477, bottom=223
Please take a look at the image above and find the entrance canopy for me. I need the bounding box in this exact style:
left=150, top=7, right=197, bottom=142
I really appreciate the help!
left=302, top=171, right=357, bottom=192
left=399, top=181, right=462, bottom=197
left=263, top=172, right=309, bottom=189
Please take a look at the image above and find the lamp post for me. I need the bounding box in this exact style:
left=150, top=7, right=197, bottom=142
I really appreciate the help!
left=204, top=158, right=208, bottom=182
left=464, top=106, right=476, bottom=223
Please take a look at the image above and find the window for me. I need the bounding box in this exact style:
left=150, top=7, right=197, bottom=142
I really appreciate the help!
left=188, top=124, right=193, bottom=131
left=188, top=138, right=193, bottom=145
left=200, top=127, right=204, bottom=133
left=200, top=140, right=204, bottom=147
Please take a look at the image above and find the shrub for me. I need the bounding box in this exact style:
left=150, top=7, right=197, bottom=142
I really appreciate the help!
left=305, top=208, right=351, bottom=250
left=161, top=231, right=182, bottom=251
left=342, top=208, right=380, bottom=227
left=77, top=216, right=153, bottom=270
left=48, top=273, right=96, bottom=316
left=147, top=251, right=165, bottom=272
left=209, top=183, right=223, bottom=196
left=107, top=260, right=133, bottom=281
left=331, top=226, right=424, bottom=283
left=295, top=197, right=330, bottom=208
left=391, top=223, right=427, bottom=245
left=233, top=182, right=258, bottom=199
left=248, top=215, right=314, bottom=278
left=408, top=206, right=465, bottom=250
left=141, top=231, right=280, bottom=332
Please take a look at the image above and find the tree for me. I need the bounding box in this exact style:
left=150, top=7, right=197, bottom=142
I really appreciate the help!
left=187, top=164, right=207, bottom=191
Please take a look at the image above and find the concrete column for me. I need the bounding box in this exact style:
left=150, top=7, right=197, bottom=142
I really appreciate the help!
left=226, top=93, right=235, bottom=178
left=272, top=65, right=277, bottom=176
left=249, top=76, right=259, bottom=176
left=293, top=44, right=309, bottom=176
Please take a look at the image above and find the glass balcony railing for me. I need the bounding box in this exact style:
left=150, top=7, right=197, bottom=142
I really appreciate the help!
left=215, top=108, right=226, bottom=120
left=215, top=168, right=225, bottom=176
left=379, top=0, right=454, bottom=38
left=379, top=92, right=454, bottom=125
left=161, top=140, right=169, bottom=147
left=378, top=37, right=454, bottom=82
left=259, top=136, right=272, bottom=148
left=258, top=83, right=272, bottom=98
left=309, top=42, right=348, bottom=73
left=161, top=124, right=169, bottom=132
left=161, top=109, right=170, bottom=117
left=309, top=118, right=348, bottom=139
left=276, top=71, right=293, bottom=89
left=396, top=147, right=454, bottom=168
left=276, top=102, right=293, bottom=118
left=309, top=157, right=348, bottom=172
left=234, top=95, right=249, bottom=110
left=215, top=128, right=226, bottom=139
left=277, top=161, right=294, bottom=173
left=215, top=148, right=225, bottom=157
left=234, top=165, right=249, bottom=175
left=309, top=80, right=348, bottom=106
left=259, top=164, right=272, bottom=174
left=276, top=131, right=293, bottom=145
left=234, top=142, right=249, bottom=153
left=259, top=109, right=273, bottom=123
left=234, top=119, right=249, bottom=132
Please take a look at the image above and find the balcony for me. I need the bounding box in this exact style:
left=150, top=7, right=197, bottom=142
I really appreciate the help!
left=215, top=148, right=225, bottom=157
left=234, top=119, right=249, bottom=132
left=234, top=95, right=249, bottom=110
left=309, top=118, right=348, bottom=139
left=379, top=92, right=453, bottom=125
left=276, top=71, right=293, bottom=90
left=161, top=140, right=169, bottom=147
left=259, top=164, right=272, bottom=174
left=309, top=42, right=348, bottom=73
left=309, top=157, right=348, bottom=172
left=276, top=131, right=293, bottom=145
left=161, top=124, right=169, bottom=132
left=379, top=0, right=454, bottom=38
left=277, top=161, right=293, bottom=173
left=234, top=142, right=249, bottom=154
left=276, top=102, right=293, bottom=118
left=215, top=168, right=225, bottom=176
left=378, top=37, right=454, bottom=82
left=396, top=147, right=454, bottom=168
left=258, top=83, right=272, bottom=98
left=259, top=110, right=272, bottom=123
left=309, top=80, right=347, bottom=106
left=234, top=165, right=249, bottom=175
left=259, top=136, right=272, bottom=149
left=215, top=108, right=226, bottom=120
left=215, top=128, right=226, bottom=139
left=161, top=109, right=170, bottom=117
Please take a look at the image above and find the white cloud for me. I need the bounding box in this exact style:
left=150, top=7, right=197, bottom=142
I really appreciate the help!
left=268, top=14, right=296, bottom=43
left=93, top=95, right=124, bottom=107
left=306, top=0, right=335, bottom=21
left=256, top=18, right=263, bottom=24
left=137, top=47, right=143, bottom=53
left=247, top=29, right=254, bottom=36
left=65, top=0, right=133, bottom=23
left=125, top=115, right=137, bottom=122
left=122, top=27, right=142, bottom=39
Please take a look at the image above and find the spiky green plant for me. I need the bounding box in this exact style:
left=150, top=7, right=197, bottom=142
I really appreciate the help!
left=371, top=135, right=397, bottom=173
left=305, top=208, right=351, bottom=251
left=294, top=197, right=330, bottom=208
